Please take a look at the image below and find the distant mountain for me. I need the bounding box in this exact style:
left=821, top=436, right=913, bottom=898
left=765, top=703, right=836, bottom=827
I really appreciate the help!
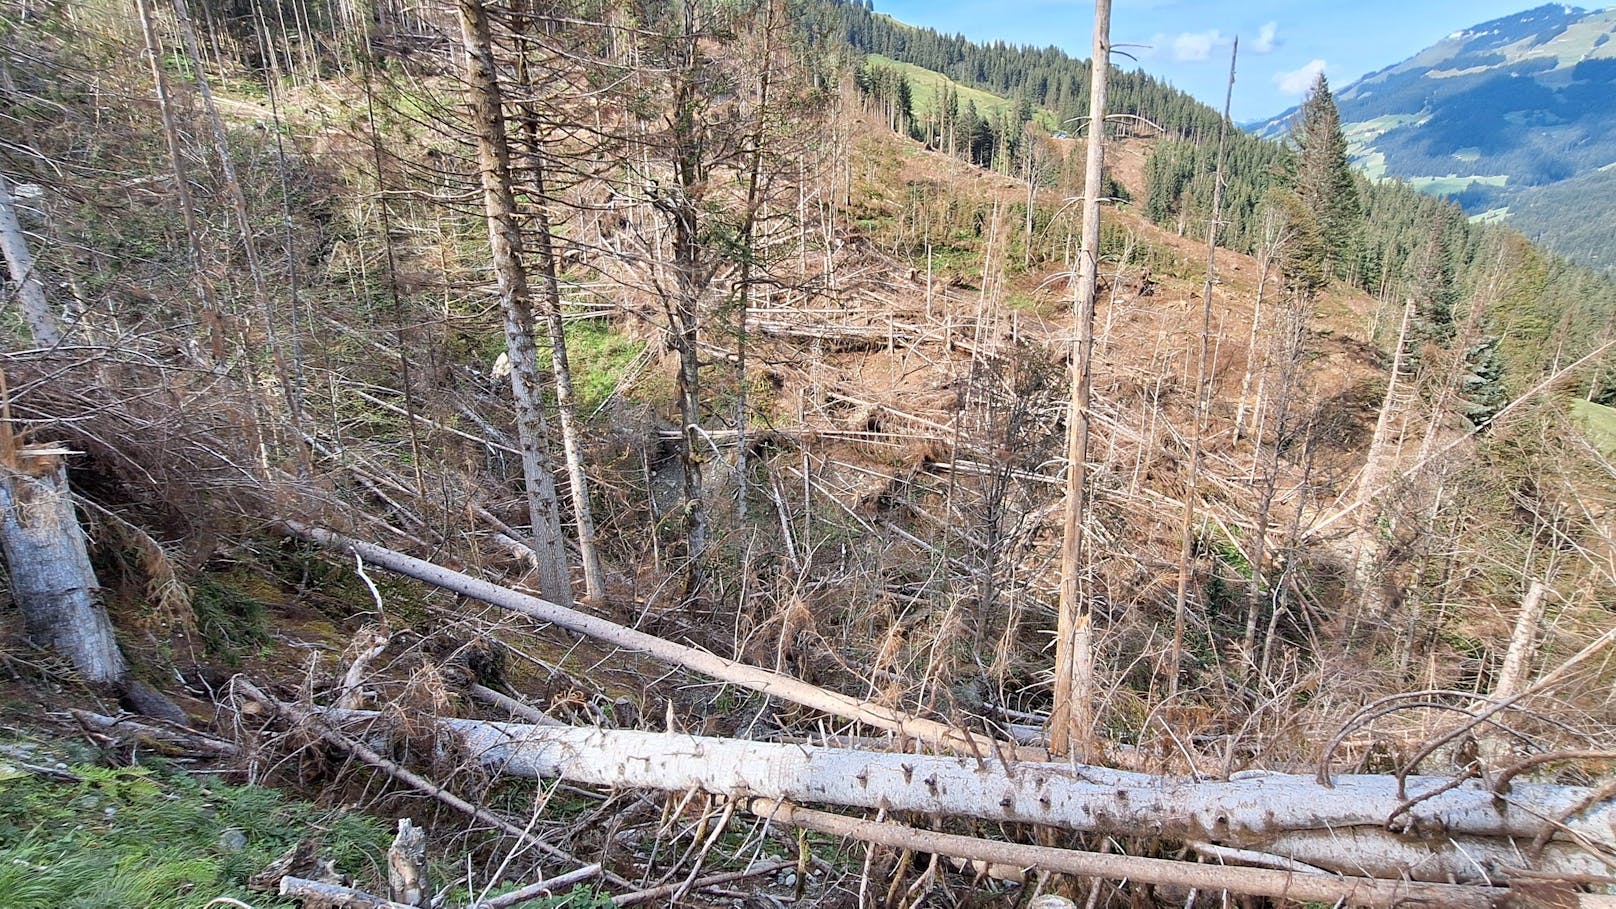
left=1254, top=4, right=1616, bottom=273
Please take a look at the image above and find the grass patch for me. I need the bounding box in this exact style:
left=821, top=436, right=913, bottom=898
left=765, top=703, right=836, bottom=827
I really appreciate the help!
left=0, top=759, right=392, bottom=909
left=562, top=319, right=646, bottom=412
left=1571, top=398, right=1616, bottom=456
left=1405, top=174, right=1509, bottom=196
left=865, top=54, right=1058, bottom=131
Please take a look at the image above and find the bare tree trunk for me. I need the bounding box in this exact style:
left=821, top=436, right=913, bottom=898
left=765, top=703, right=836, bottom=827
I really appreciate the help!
left=135, top=0, right=227, bottom=362
left=731, top=0, right=778, bottom=524
left=668, top=1, right=710, bottom=594
left=1350, top=296, right=1416, bottom=630
left=1051, top=0, right=1111, bottom=761
left=458, top=0, right=573, bottom=606
left=1493, top=579, right=1547, bottom=701
left=754, top=800, right=1517, bottom=909
left=317, top=707, right=1615, bottom=886
left=1169, top=39, right=1236, bottom=694
left=1232, top=215, right=1279, bottom=442
left=0, top=450, right=125, bottom=685
left=509, top=0, right=605, bottom=604
left=1245, top=291, right=1309, bottom=658
left=0, top=174, right=59, bottom=347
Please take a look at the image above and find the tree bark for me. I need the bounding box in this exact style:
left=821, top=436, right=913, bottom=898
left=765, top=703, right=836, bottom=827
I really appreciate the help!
left=317, top=708, right=1616, bottom=885
left=750, top=800, right=1515, bottom=909
left=667, top=4, right=711, bottom=593
left=458, top=0, right=573, bottom=606
left=0, top=173, right=59, bottom=347
left=0, top=452, right=125, bottom=684
left=1051, top=0, right=1111, bottom=760
left=509, top=1, right=605, bottom=604
left=1494, top=579, right=1548, bottom=700
left=1350, top=295, right=1416, bottom=628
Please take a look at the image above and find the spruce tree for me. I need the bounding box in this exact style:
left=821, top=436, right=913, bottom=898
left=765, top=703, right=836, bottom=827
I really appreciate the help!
left=1290, top=74, right=1360, bottom=281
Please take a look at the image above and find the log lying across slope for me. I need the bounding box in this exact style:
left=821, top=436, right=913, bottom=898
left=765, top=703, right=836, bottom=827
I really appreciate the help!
left=319, top=709, right=1615, bottom=890
left=284, top=521, right=1017, bottom=758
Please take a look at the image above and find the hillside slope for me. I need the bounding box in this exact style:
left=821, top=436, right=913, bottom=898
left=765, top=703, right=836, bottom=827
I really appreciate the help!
left=1254, top=3, right=1616, bottom=272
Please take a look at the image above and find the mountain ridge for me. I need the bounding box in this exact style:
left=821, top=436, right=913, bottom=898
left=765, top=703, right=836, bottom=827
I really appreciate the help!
left=1253, top=3, right=1616, bottom=272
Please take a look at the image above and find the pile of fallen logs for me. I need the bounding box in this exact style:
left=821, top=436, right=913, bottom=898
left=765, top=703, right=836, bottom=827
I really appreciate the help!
left=239, top=523, right=1615, bottom=908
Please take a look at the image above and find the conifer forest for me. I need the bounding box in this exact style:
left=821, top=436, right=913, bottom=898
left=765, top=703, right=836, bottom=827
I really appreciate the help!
left=0, top=0, right=1613, bottom=906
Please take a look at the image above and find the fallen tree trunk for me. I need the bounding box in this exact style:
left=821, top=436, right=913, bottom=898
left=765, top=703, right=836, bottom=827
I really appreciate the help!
left=748, top=799, right=1509, bottom=909
left=285, top=522, right=1016, bottom=758
left=317, top=708, right=1616, bottom=886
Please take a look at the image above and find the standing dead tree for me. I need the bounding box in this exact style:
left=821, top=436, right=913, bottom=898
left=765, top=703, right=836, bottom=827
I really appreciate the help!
left=506, top=0, right=606, bottom=604
left=1052, top=0, right=1112, bottom=760
left=458, top=0, right=573, bottom=606
left=0, top=174, right=58, bottom=348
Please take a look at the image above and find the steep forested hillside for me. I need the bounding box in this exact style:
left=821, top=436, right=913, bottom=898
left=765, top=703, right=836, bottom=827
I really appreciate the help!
left=1, top=0, right=1614, bottom=906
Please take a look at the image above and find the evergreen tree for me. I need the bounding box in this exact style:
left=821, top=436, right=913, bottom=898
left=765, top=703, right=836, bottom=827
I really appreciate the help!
left=1290, top=74, right=1361, bottom=281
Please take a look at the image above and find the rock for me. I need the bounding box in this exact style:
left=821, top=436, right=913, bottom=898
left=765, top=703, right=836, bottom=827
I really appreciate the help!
left=218, top=827, right=248, bottom=852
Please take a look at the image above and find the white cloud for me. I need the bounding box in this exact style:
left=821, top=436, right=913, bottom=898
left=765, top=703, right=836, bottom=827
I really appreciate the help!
left=1170, top=29, right=1224, bottom=62
left=1252, top=21, right=1279, bottom=54
left=1275, top=59, right=1327, bottom=95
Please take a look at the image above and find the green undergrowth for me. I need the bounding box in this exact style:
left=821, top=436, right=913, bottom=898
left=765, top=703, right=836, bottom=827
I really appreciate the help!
left=559, top=318, right=649, bottom=413
left=0, top=746, right=615, bottom=909
left=0, top=758, right=391, bottom=909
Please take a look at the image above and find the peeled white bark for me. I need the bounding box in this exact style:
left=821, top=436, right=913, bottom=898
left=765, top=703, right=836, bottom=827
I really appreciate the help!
left=0, top=173, right=60, bottom=347
left=321, top=709, right=1615, bottom=885
left=0, top=454, right=125, bottom=683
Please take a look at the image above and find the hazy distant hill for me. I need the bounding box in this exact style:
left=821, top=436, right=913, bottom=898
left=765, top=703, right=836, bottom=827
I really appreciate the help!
left=1254, top=4, right=1616, bottom=273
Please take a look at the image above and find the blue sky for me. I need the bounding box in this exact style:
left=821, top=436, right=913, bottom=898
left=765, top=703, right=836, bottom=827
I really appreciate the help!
left=870, top=1, right=1601, bottom=121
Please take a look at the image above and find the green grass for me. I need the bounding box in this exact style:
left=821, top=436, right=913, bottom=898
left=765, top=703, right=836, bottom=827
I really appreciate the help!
left=865, top=54, right=1059, bottom=131
left=0, top=755, right=612, bottom=909
left=561, top=319, right=646, bottom=413
left=1405, top=173, right=1508, bottom=195
left=0, top=760, right=392, bottom=909
left=1571, top=398, right=1616, bottom=456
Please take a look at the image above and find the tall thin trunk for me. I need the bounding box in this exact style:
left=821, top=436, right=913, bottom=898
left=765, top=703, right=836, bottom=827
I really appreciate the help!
left=663, top=0, right=710, bottom=593
left=1051, top=0, right=1111, bottom=761
left=1169, top=39, right=1236, bottom=695
left=1350, top=296, right=1416, bottom=628
left=172, top=0, right=307, bottom=465
left=458, top=0, right=573, bottom=606
left=360, top=54, right=428, bottom=497
left=1233, top=218, right=1279, bottom=441
left=1022, top=136, right=1035, bottom=270
left=251, top=0, right=311, bottom=478
left=135, top=0, right=226, bottom=362
left=509, top=0, right=605, bottom=604
left=733, top=0, right=777, bottom=524
left=0, top=174, right=58, bottom=347
left=1245, top=292, right=1308, bottom=659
